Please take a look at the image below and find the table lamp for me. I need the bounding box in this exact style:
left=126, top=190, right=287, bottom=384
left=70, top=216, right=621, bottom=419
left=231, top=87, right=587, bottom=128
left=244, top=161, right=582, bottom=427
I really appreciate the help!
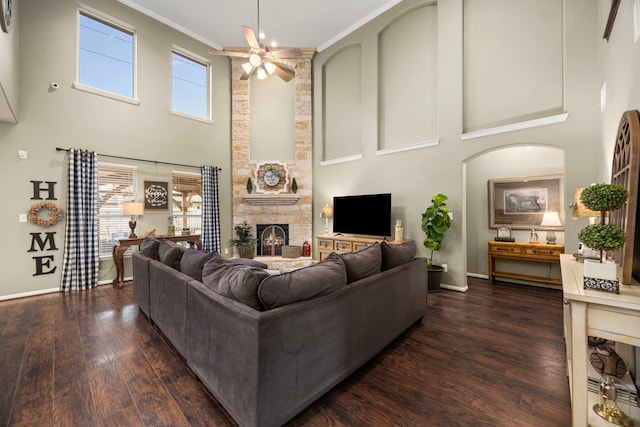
left=540, top=211, right=562, bottom=244
left=123, top=202, right=144, bottom=238
left=321, top=204, right=333, bottom=235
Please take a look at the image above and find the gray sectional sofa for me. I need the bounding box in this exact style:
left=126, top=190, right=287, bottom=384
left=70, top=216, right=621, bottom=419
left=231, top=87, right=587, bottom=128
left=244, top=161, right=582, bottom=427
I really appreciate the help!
left=132, top=238, right=427, bottom=427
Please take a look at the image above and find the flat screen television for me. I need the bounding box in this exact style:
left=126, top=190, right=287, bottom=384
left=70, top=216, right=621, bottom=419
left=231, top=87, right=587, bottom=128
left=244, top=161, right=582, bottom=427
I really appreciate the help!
left=332, top=193, right=392, bottom=237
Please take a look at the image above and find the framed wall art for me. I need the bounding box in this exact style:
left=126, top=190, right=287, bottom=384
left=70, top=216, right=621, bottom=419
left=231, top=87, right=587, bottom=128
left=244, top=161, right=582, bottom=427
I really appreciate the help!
left=488, top=174, right=564, bottom=229
left=144, top=180, right=169, bottom=210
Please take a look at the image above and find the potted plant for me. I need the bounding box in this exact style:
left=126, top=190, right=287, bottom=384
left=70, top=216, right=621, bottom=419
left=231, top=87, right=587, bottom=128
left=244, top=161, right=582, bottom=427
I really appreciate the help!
left=421, top=193, right=452, bottom=292
left=578, top=183, right=628, bottom=292
left=228, top=221, right=258, bottom=259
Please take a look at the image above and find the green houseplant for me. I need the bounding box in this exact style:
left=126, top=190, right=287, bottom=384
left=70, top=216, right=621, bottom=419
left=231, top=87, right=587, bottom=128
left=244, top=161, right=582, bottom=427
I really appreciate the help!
left=421, top=193, right=452, bottom=292
left=577, top=183, right=628, bottom=291
left=228, top=221, right=258, bottom=259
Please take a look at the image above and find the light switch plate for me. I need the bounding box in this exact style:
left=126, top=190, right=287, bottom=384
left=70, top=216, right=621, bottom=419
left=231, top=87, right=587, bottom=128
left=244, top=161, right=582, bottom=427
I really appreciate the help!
left=19, top=214, right=27, bottom=222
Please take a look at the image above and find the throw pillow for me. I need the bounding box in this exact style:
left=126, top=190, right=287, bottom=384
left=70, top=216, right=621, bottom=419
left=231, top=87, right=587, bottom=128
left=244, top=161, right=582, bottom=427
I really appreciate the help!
left=381, top=240, right=416, bottom=271
left=258, top=252, right=347, bottom=310
left=158, top=240, right=185, bottom=271
left=202, top=259, right=270, bottom=310
left=340, top=243, right=382, bottom=284
left=180, top=248, right=217, bottom=281
left=140, top=237, right=161, bottom=260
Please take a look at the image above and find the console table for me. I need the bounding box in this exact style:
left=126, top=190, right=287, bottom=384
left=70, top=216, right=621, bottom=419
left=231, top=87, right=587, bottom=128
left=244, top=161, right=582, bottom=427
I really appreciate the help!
left=316, top=235, right=410, bottom=261
left=112, top=234, right=201, bottom=288
left=560, top=254, right=640, bottom=426
left=488, top=241, right=564, bottom=286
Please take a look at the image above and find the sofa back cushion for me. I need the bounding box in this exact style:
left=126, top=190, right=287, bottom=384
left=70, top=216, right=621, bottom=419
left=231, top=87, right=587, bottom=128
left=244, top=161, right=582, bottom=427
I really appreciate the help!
left=158, top=240, right=186, bottom=270
left=381, top=241, right=417, bottom=270
left=140, top=237, right=161, bottom=260
left=202, top=257, right=271, bottom=310
left=258, top=252, right=347, bottom=310
left=180, top=248, right=216, bottom=281
left=339, top=243, right=382, bottom=284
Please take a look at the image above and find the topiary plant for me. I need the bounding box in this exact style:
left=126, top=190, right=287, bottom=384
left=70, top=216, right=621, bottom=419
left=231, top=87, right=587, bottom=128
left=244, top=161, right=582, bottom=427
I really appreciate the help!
left=578, top=183, right=628, bottom=262
left=421, top=193, right=452, bottom=266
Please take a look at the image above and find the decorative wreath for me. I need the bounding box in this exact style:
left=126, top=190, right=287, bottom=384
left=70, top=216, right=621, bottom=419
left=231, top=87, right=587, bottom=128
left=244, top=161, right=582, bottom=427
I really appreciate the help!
left=28, top=201, right=62, bottom=227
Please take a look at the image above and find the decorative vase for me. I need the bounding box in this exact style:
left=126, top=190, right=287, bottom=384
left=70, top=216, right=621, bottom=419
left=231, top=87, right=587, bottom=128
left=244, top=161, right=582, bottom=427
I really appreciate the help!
left=427, top=265, right=444, bottom=293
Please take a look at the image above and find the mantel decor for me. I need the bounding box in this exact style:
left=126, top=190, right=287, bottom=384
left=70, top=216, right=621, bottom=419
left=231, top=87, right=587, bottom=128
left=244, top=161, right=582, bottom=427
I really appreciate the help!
left=488, top=174, right=565, bottom=229
left=254, top=161, right=289, bottom=195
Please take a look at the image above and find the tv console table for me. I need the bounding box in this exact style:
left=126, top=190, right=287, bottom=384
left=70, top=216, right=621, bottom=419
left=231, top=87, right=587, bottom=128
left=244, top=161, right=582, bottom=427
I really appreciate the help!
left=112, top=234, right=201, bottom=288
left=488, top=241, right=564, bottom=286
left=316, top=235, right=409, bottom=261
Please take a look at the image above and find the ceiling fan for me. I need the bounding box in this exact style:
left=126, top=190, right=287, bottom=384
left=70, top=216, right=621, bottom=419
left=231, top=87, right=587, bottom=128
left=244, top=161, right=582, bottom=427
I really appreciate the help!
left=208, top=1, right=303, bottom=82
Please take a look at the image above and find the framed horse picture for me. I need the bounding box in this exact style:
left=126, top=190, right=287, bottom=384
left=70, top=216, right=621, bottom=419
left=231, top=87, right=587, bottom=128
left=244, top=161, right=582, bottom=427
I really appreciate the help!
left=488, top=174, right=564, bottom=229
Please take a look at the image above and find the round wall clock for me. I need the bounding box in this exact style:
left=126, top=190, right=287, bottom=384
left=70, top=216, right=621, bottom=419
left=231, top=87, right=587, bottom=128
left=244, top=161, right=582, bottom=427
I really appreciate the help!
left=264, top=170, right=280, bottom=187
left=0, top=0, right=12, bottom=33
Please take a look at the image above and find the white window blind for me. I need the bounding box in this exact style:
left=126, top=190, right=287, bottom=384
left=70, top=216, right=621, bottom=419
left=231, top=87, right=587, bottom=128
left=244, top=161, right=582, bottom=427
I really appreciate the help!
left=171, top=171, right=202, bottom=234
left=97, top=163, right=138, bottom=257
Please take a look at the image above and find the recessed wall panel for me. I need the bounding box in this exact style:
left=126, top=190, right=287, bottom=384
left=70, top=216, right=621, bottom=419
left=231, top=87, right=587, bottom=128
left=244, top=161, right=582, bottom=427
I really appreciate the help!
left=379, top=4, right=437, bottom=150
left=322, top=44, right=362, bottom=161
left=463, top=0, right=564, bottom=132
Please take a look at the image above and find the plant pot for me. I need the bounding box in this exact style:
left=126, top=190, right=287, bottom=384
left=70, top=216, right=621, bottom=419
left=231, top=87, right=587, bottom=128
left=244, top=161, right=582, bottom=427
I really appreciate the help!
left=583, top=259, right=619, bottom=293
left=237, top=245, right=255, bottom=259
left=427, top=265, right=444, bottom=293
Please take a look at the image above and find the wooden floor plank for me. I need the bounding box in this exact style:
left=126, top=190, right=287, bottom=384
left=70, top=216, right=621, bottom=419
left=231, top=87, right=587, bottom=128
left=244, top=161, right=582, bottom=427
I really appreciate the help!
left=0, top=277, right=572, bottom=426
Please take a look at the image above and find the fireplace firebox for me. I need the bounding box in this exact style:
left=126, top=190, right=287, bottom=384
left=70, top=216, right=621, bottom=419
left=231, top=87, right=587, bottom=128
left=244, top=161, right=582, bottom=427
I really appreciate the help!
left=257, top=224, right=289, bottom=256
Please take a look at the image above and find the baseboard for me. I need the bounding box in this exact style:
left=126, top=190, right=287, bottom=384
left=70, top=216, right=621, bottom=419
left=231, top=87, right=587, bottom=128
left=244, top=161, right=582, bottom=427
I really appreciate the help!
left=467, top=273, right=489, bottom=279
left=440, top=283, right=469, bottom=292
left=0, top=287, right=60, bottom=301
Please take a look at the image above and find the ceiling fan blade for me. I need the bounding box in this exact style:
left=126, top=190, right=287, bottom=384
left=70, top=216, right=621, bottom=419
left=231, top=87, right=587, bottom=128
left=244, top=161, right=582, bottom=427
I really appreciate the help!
left=270, top=48, right=303, bottom=59
left=242, top=26, right=260, bottom=50
left=273, top=64, right=293, bottom=82
left=240, top=72, right=252, bottom=81
left=208, top=49, right=248, bottom=58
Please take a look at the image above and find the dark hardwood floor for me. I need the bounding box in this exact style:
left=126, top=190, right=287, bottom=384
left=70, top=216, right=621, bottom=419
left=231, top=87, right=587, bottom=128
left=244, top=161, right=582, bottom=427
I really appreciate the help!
left=0, top=277, right=571, bottom=426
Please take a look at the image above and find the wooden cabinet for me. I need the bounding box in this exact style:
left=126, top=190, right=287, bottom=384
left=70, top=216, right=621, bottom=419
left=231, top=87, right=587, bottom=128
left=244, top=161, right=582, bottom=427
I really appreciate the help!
left=316, top=235, right=409, bottom=261
left=488, top=241, right=564, bottom=286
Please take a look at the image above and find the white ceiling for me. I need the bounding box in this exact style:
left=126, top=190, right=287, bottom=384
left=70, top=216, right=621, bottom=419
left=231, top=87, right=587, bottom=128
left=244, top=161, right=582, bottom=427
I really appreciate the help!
left=118, top=0, right=402, bottom=51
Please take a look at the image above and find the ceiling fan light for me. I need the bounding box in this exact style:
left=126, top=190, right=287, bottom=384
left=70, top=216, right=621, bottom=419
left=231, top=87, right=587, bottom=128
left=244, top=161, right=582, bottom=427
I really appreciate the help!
left=249, top=53, right=262, bottom=67
left=241, top=62, right=253, bottom=74
left=257, top=67, right=268, bottom=80
left=264, top=61, right=276, bottom=74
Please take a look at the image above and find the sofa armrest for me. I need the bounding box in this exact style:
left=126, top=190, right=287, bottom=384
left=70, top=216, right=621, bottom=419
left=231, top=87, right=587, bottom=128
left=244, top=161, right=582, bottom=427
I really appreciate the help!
left=132, top=253, right=151, bottom=316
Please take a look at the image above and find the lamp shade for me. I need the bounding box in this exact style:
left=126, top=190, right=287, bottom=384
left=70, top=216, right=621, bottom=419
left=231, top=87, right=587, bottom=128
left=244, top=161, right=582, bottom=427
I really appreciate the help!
left=123, top=202, right=144, bottom=216
left=321, top=204, right=333, bottom=219
left=540, top=211, right=562, bottom=227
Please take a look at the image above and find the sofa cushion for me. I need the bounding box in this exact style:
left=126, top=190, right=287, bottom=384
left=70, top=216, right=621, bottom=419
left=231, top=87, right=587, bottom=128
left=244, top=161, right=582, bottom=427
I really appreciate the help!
left=202, top=259, right=271, bottom=310
left=229, top=258, right=268, bottom=269
left=381, top=241, right=417, bottom=270
left=140, top=237, right=161, bottom=260
left=180, top=248, right=217, bottom=281
left=340, top=243, right=382, bottom=284
left=258, top=252, right=347, bottom=310
left=158, top=240, right=186, bottom=271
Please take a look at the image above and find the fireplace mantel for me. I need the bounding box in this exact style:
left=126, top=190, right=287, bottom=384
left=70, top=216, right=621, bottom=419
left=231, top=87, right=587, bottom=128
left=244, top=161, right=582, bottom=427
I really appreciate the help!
left=243, top=195, right=300, bottom=206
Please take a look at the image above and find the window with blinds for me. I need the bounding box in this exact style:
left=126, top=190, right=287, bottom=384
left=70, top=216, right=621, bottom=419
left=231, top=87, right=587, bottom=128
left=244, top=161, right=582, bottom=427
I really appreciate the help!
left=97, top=163, right=138, bottom=257
left=171, top=171, right=202, bottom=234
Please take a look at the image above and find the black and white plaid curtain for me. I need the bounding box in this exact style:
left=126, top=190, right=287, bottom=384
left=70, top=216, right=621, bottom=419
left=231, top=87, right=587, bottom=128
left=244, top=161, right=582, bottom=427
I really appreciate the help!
left=61, top=149, right=99, bottom=291
left=201, top=165, right=221, bottom=253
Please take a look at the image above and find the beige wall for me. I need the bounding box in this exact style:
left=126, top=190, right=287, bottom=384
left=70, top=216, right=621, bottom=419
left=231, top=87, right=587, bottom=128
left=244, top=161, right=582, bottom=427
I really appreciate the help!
left=0, top=0, right=231, bottom=299
left=313, top=0, right=600, bottom=290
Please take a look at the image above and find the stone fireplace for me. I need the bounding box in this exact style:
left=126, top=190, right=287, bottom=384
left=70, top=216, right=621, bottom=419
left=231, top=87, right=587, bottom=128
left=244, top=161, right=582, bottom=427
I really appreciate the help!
left=230, top=50, right=316, bottom=261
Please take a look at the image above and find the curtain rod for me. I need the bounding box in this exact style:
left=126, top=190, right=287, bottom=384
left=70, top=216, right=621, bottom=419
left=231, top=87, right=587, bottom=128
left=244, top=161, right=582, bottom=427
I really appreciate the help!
left=55, top=147, right=221, bottom=171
